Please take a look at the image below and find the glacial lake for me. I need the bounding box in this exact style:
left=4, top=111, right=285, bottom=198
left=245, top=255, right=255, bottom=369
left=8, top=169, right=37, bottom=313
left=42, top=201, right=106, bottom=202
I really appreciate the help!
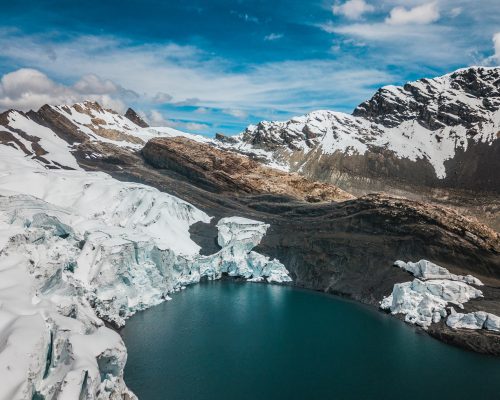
left=121, top=281, right=500, bottom=400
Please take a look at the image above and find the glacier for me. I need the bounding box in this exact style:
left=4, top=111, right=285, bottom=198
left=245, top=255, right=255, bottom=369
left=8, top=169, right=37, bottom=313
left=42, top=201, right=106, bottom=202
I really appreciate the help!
left=380, top=260, right=484, bottom=329
left=446, top=308, right=500, bottom=332
left=0, top=145, right=291, bottom=399
left=447, top=310, right=500, bottom=332
left=393, top=260, right=483, bottom=286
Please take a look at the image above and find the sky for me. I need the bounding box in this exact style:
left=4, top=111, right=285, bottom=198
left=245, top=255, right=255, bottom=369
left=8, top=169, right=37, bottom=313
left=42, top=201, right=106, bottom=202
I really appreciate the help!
left=0, top=0, right=499, bottom=135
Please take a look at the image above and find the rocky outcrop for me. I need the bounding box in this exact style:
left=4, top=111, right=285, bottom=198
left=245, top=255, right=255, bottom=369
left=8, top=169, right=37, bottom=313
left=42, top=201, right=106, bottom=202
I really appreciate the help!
left=124, top=108, right=149, bottom=128
left=353, top=67, right=500, bottom=130
left=142, top=137, right=354, bottom=202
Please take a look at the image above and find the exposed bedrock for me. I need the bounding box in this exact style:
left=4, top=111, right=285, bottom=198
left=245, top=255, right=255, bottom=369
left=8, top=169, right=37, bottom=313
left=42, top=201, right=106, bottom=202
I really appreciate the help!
left=142, top=137, right=353, bottom=202
left=295, top=138, right=500, bottom=194
left=286, top=141, right=500, bottom=231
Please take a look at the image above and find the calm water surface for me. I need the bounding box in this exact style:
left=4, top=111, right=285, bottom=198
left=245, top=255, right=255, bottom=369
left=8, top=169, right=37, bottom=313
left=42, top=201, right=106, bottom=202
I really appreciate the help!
left=122, top=281, right=500, bottom=400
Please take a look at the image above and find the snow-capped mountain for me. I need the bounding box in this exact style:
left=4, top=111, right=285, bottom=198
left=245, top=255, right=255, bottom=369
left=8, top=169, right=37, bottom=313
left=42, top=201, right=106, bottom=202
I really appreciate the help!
left=221, top=67, right=500, bottom=193
left=0, top=100, right=211, bottom=170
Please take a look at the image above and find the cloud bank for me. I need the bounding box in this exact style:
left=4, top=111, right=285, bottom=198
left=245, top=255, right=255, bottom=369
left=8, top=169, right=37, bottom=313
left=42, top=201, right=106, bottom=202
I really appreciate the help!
left=0, top=68, right=133, bottom=112
left=0, top=32, right=392, bottom=119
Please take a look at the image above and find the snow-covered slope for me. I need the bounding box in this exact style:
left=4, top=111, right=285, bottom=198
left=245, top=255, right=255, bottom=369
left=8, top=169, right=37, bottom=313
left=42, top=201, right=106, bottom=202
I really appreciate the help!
left=0, top=131, right=290, bottom=398
left=221, top=67, right=500, bottom=191
left=0, top=101, right=214, bottom=171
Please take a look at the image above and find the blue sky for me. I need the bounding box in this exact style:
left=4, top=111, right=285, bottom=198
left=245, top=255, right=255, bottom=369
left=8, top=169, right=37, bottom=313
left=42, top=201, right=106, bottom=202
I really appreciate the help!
left=0, top=0, right=499, bottom=135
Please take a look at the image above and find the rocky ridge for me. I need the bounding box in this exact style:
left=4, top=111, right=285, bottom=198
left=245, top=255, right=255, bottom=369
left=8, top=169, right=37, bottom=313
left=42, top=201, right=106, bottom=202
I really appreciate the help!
left=142, top=136, right=353, bottom=202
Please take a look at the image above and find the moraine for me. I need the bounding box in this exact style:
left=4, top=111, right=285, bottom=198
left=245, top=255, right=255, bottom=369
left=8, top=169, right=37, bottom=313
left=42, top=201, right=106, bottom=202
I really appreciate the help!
left=122, top=281, right=500, bottom=400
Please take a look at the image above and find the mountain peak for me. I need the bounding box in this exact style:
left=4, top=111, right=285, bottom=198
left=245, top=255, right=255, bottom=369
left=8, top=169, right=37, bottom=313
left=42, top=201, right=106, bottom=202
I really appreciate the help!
left=353, top=66, right=500, bottom=129
left=226, top=66, right=500, bottom=190
left=125, top=107, right=149, bottom=128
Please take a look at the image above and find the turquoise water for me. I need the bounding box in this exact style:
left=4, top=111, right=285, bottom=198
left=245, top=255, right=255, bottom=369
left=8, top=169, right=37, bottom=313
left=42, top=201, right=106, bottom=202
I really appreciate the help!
left=121, top=282, right=500, bottom=400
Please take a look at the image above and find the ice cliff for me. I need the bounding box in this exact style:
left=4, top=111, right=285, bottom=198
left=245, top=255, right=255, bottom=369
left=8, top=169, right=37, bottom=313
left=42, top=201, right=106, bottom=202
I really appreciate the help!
left=447, top=310, right=500, bottom=332
left=393, top=260, right=483, bottom=286
left=0, top=146, right=291, bottom=399
left=380, top=260, right=485, bottom=329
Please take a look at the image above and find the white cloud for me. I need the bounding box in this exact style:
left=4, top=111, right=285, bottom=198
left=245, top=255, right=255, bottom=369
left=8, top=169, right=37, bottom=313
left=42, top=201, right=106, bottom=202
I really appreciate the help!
left=332, top=0, right=374, bottom=20
left=149, top=109, right=168, bottom=125
left=321, top=18, right=475, bottom=74
left=0, top=68, right=129, bottom=112
left=264, top=33, right=284, bottom=41
left=491, top=32, right=500, bottom=63
left=0, top=32, right=392, bottom=115
left=194, top=107, right=209, bottom=114
left=385, top=2, right=440, bottom=25
left=184, top=122, right=209, bottom=131
left=223, top=108, right=248, bottom=119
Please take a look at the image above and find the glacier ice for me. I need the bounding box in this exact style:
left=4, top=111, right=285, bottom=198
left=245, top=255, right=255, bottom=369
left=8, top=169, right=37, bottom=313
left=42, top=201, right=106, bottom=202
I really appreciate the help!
left=197, top=217, right=292, bottom=283
left=0, top=145, right=292, bottom=399
left=394, top=259, right=483, bottom=286
left=0, top=214, right=135, bottom=400
left=447, top=309, right=500, bottom=332
left=380, top=260, right=483, bottom=329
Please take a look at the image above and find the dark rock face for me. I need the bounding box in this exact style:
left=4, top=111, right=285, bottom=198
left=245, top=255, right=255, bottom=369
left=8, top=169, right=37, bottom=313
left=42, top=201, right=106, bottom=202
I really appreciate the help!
left=124, top=108, right=149, bottom=128
left=353, top=67, right=500, bottom=130
left=29, top=105, right=89, bottom=144
left=442, top=138, right=500, bottom=191
left=296, top=139, right=500, bottom=192
left=214, top=133, right=238, bottom=144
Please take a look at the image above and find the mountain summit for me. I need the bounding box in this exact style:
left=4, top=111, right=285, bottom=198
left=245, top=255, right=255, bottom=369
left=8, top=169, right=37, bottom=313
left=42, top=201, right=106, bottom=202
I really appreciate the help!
left=221, top=67, right=500, bottom=194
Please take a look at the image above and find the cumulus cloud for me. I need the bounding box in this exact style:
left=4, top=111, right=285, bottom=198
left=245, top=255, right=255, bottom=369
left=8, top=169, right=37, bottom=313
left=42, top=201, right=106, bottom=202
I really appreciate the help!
left=332, top=0, right=374, bottom=20
left=385, top=2, right=440, bottom=25
left=0, top=32, right=394, bottom=118
left=0, top=68, right=132, bottom=112
left=148, top=109, right=168, bottom=125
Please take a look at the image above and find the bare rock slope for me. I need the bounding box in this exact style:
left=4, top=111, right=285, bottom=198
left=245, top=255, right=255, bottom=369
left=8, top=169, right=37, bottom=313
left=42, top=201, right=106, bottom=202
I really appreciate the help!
left=142, top=137, right=353, bottom=202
